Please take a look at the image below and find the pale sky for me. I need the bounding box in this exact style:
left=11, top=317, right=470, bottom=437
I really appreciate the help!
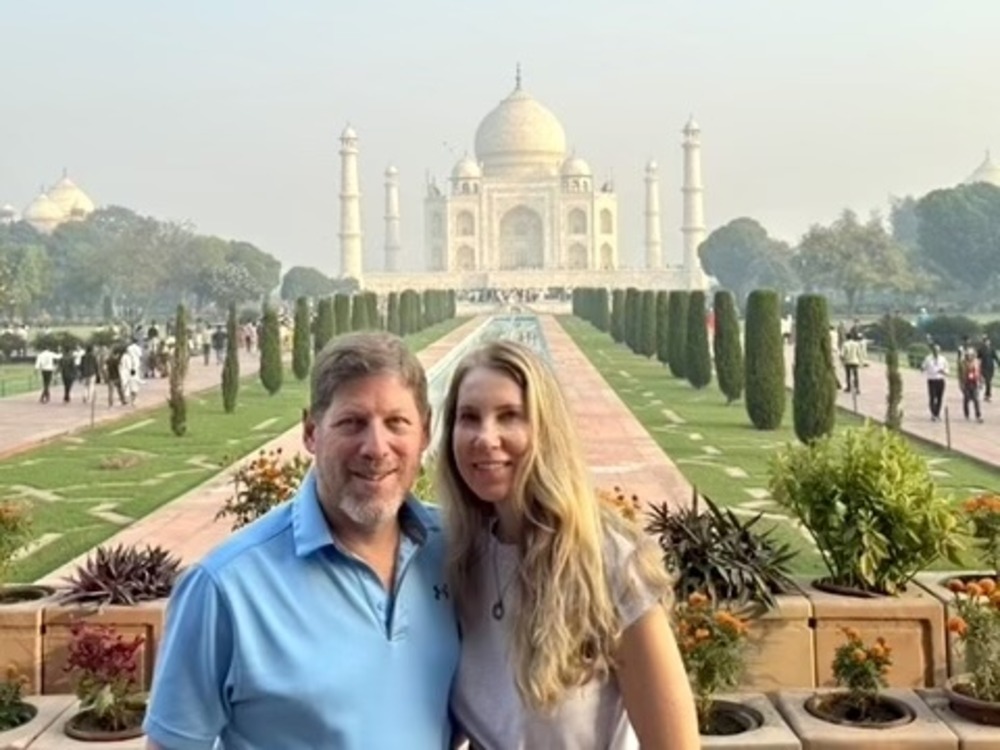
left=2, top=1, right=997, bottom=275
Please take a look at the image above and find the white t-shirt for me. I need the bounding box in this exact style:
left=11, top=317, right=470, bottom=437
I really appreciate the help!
left=922, top=354, right=949, bottom=381
left=452, top=528, right=659, bottom=750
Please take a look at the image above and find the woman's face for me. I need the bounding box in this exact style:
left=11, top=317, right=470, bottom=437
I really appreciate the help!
left=452, top=366, right=531, bottom=505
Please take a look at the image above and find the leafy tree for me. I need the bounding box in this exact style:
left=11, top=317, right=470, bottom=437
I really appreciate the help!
left=280, top=266, right=338, bottom=301
left=168, top=304, right=188, bottom=436
left=915, top=182, right=1000, bottom=292
left=889, top=195, right=920, bottom=253
left=205, top=265, right=263, bottom=310
left=227, top=240, right=281, bottom=301
left=221, top=303, right=240, bottom=413
left=795, top=209, right=911, bottom=314
left=699, top=217, right=797, bottom=306
left=792, top=294, right=836, bottom=443
left=639, top=290, right=657, bottom=358
left=259, top=305, right=283, bottom=395
left=685, top=291, right=712, bottom=389
left=713, top=290, right=744, bottom=403
left=655, top=291, right=670, bottom=365
left=611, top=290, right=626, bottom=343
left=667, top=291, right=689, bottom=378
left=744, top=290, right=785, bottom=430
left=292, top=297, right=311, bottom=381
left=313, top=297, right=335, bottom=353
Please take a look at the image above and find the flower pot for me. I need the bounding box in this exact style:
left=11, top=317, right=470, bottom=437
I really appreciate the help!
left=741, top=591, right=816, bottom=690
left=914, top=569, right=994, bottom=678
left=703, top=699, right=764, bottom=735
left=943, top=675, right=1000, bottom=726
left=63, top=698, right=146, bottom=743
left=700, top=693, right=802, bottom=749
left=0, top=585, right=56, bottom=696
left=803, top=691, right=915, bottom=728
left=0, top=694, right=75, bottom=749
left=919, top=687, right=1000, bottom=748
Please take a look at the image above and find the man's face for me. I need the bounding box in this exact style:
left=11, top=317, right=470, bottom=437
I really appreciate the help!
left=303, top=373, right=429, bottom=533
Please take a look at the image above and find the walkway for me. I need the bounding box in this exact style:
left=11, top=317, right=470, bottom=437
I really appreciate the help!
left=785, top=344, right=1000, bottom=469
left=36, top=315, right=692, bottom=583
left=0, top=350, right=261, bottom=461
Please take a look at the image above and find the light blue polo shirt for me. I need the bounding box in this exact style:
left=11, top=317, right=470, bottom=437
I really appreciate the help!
left=144, top=471, right=459, bottom=750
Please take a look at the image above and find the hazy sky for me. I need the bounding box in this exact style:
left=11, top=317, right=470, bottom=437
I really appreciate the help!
left=2, top=1, right=997, bottom=275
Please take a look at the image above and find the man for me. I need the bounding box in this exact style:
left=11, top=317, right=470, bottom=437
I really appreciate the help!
left=840, top=333, right=863, bottom=395
left=34, top=344, right=59, bottom=403
left=920, top=343, right=949, bottom=421
left=144, top=332, right=459, bottom=749
left=976, top=335, right=1000, bottom=402
left=959, top=348, right=984, bottom=423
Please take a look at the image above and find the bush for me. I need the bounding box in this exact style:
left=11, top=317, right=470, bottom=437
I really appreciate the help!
left=713, top=290, right=743, bottom=403
left=667, top=291, right=689, bottom=379
left=313, top=297, right=334, bottom=353
left=685, top=291, right=712, bottom=389
left=333, top=293, right=351, bottom=335
left=655, top=291, right=670, bottom=365
left=906, top=342, right=931, bottom=368
left=744, top=290, right=785, bottom=430
left=216, top=448, right=312, bottom=530
left=0, top=666, right=32, bottom=731
left=292, top=297, right=311, bottom=381
left=259, top=305, right=283, bottom=395
left=221, top=303, right=239, bottom=413
left=922, top=315, right=982, bottom=351
left=624, top=288, right=640, bottom=353
left=387, top=292, right=401, bottom=335
left=611, top=289, right=626, bottom=344
left=350, top=295, right=369, bottom=331
left=640, top=290, right=657, bottom=358
left=59, top=544, right=181, bottom=605
left=863, top=316, right=919, bottom=349
left=792, top=294, right=836, bottom=443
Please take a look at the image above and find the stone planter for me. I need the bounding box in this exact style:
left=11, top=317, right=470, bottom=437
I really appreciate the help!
left=775, top=688, right=958, bottom=748
left=701, top=693, right=801, bottom=749
left=0, top=586, right=56, bottom=695
left=913, top=569, right=992, bottom=678
left=41, top=600, right=166, bottom=695
left=27, top=699, right=146, bottom=749
left=800, top=577, right=948, bottom=688
left=0, top=694, right=74, bottom=750
left=741, top=591, right=816, bottom=690
left=920, top=688, right=1000, bottom=749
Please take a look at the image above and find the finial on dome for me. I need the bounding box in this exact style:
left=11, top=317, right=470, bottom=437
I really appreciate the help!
left=515, top=63, right=522, bottom=90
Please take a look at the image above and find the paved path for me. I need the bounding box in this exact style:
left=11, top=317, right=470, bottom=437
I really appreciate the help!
left=785, top=344, right=999, bottom=469
left=36, top=315, right=692, bottom=583
left=0, top=350, right=261, bottom=461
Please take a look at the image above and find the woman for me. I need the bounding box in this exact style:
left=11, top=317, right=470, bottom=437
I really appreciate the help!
left=438, top=340, right=699, bottom=750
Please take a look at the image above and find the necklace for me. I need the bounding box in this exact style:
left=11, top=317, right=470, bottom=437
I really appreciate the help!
left=489, top=524, right=517, bottom=620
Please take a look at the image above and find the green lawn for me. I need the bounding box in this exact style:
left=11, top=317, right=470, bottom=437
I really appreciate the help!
left=0, top=363, right=39, bottom=398
left=1, top=318, right=467, bottom=582
left=559, top=316, right=1000, bottom=576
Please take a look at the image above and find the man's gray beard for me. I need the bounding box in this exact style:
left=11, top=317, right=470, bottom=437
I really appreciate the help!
left=335, top=490, right=406, bottom=530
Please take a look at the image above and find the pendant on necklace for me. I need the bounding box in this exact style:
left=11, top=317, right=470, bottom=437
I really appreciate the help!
left=491, top=600, right=505, bottom=620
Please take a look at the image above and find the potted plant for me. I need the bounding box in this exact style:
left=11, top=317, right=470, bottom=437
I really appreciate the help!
left=42, top=544, right=180, bottom=694
left=769, top=424, right=961, bottom=687
left=215, top=447, right=311, bottom=530
left=942, top=578, right=1000, bottom=725
left=0, top=665, right=35, bottom=732
left=62, top=621, right=146, bottom=741
left=0, top=498, right=51, bottom=604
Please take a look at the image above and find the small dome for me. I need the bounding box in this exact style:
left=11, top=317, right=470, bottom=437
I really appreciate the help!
left=341, top=124, right=358, bottom=140
left=23, top=192, right=64, bottom=222
left=964, top=151, right=1000, bottom=187
left=474, top=86, right=567, bottom=176
left=684, top=115, right=700, bottom=134
left=560, top=155, right=592, bottom=177
left=47, top=175, right=95, bottom=218
left=646, top=159, right=658, bottom=172
left=385, top=165, right=398, bottom=177
left=0, top=203, right=18, bottom=219
left=451, top=154, right=482, bottom=180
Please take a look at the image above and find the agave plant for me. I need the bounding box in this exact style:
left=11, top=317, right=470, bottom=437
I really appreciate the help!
left=645, top=490, right=798, bottom=610
left=59, top=544, right=181, bottom=606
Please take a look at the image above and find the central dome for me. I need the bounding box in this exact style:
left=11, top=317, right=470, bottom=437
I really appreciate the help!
left=474, top=86, right=567, bottom=177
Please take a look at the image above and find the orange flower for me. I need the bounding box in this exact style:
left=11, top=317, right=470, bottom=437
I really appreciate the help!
left=979, top=579, right=997, bottom=595
left=948, top=579, right=968, bottom=593
left=852, top=648, right=867, bottom=663
left=688, top=592, right=709, bottom=607
left=948, top=616, right=968, bottom=637
left=694, top=628, right=711, bottom=641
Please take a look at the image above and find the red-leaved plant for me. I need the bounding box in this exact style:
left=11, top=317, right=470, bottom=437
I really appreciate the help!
left=64, top=622, right=145, bottom=731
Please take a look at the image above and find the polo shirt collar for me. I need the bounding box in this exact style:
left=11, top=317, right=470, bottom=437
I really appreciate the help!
left=291, top=470, right=439, bottom=558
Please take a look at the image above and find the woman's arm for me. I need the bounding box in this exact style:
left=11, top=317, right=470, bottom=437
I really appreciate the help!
left=616, top=606, right=700, bottom=750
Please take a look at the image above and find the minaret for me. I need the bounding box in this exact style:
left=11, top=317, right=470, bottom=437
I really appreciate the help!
left=681, top=116, right=707, bottom=289
left=384, top=165, right=401, bottom=272
left=644, top=160, right=663, bottom=269
left=339, top=124, right=363, bottom=280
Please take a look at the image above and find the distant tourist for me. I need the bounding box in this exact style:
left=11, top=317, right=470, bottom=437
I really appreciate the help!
left=59, top=345, right=78, bottom=403
left=79, top=344, right=100, bottom=404
left=120, top=340, right=143, bottom=406
left=976, top=335, right=1000, bottom=403
left=959, top=348, right=983, bottom=423
left=840, top=334, right=864, bottom=395
left=34, top=344, right=59, bottom=404
left=920, top=343, right=949, bottom=421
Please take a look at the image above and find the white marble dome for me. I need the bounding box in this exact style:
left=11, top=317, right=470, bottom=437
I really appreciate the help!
left=48, top=175, right=95, bottom=219
left=560, top=155, right=592, bottom=177
left=451, top=154, right=482, bottom=180
left=22, top=192, right=64, bottom=233
left=474, top=86, right=567, bottom=176
left=964, top=151, right=1000, bottom=187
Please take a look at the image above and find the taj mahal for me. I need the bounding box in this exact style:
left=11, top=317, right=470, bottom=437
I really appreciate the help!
left=340, top=72, right=710, bottom=294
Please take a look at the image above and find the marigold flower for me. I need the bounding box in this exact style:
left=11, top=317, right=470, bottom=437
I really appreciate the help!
left=852, top=648, right=867, bottom=663
left=979, top=579, right=997, bottom=595
left=967, top=582, right=984, bottom=598
left=694, top=628, right=711, bottom=641
left=948, top=616, right=968, bottom=637
left=688, top=592, right=709, bottom=607
left=948, top=579, right=968, bottom=593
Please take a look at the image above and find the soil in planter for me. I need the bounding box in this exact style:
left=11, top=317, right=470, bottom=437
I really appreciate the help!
left=64, top=707, right=146, bottom=742
left=812, top=578, right=890, bottom=598
left=0, top=701, right=38, bottom=731
left=0, top=584, right=53, bottom=605
left=701, top=699, right=765, bottom=736
left=805, top=692, right=915, bottom=729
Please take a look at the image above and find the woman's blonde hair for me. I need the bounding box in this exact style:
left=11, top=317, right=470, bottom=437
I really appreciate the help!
left=438, top=339, right=671, bottom=711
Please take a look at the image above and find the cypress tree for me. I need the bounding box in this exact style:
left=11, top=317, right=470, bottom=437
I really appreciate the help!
left=333, top=293, right=350, bottom=335
left=292, top=296, right=312, bottom=381
left=655, top=291, right=670, bottom=365
left=366, top=292, right=381, bottom=329
left=350, top=295, right=369, bottom=331
left=792, top=293, right=836, bottom=442
left=611, top=290, right=626, bottom=343
left=595, top=288, right=610, bottom=332
left=221, top=303, right=239, bottom=413
left=713, top=290, right=744, bottom=403
left=667, top=291, right=689, bottom=378
left=885, top=313, right=903, bottom=430
left=640, top=290, right=657, bottom=358
left=259, top=305, right=283, bottom=395
left=624, top=288, right=640, bottom=352
left=744, top=289, right=785, bottom=430
left=387, top=292, right=401, bottom=335
left=685, top=291, right=712, bottom=389
left=168, top=304, right=188, bottom=436
left=314, top=297, right=334, bottom=353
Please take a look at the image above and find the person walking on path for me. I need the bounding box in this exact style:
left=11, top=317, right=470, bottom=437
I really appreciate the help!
left=959, top=348, right=984, bottom=423
left=977, top=335, right=1000, bottom=402
left=79, top=344, right=100, bottom=404
left=33, top=345, right=59, bottom=403
left=58, top=345, right=78, bottom=403
left=104, top=345, right=127, bottom=406
left=840, top=333, right=864, bottom=394
left=921, top=344, right=949, bottom=421
left=120, top=340, right=143, bottom=406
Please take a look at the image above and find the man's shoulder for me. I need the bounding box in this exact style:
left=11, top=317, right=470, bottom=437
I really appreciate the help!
left=198, top=502, right=296, bottom=578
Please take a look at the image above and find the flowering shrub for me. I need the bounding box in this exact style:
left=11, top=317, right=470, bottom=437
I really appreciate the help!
left=947, top=577, right=1000, bottom=702
left=64, top=622, right=145, bottom=731
left=963, top=493, right=1000, bottom=576
left=599, top=486, right=642, bottom=523
left=0, top=500, right=31, bottom=585
left=0, top=665, right=33, bottom=731
left=216, top=448, right=311, bottom=530
left=673, top=591, right=749, bottom=732
left=831, top=627, right=893, bottom=717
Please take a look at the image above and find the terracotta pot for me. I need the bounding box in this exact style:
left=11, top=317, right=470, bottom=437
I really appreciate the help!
left=803, top=691, right=916, bottom=728
left=944, top=674, right=1000, bottom=726
left=63, top=707, right=146, bottom=742
left=701, top=699, right=764, bottom=736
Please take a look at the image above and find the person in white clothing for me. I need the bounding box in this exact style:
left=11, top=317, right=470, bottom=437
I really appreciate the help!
left=34, top=346, right=60, bottom=403
left=119, top=340, right=143, bottom=405
left=921, top=344, right=949, bottom=421
left=438, top=340, right=699, bottom=750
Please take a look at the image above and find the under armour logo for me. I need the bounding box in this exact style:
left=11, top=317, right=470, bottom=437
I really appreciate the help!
left=433, top=584, right=450, bottom=600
